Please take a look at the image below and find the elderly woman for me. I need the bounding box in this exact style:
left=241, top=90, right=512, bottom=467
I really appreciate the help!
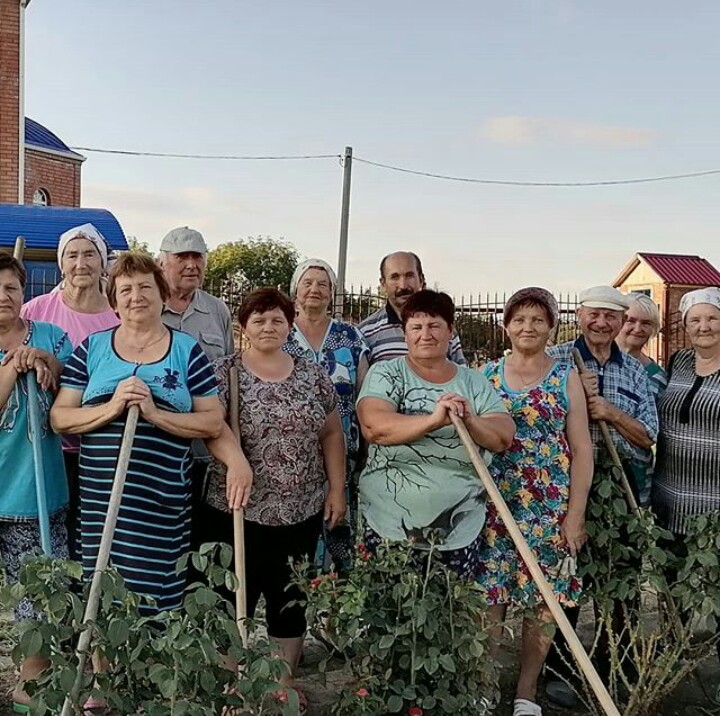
left=357, top=290, right=514, bottom=580
left=653, top=287, right=720, bottom=535
left=201, top=288, right=346, bottom=708
left=0, top=255, right=72, bottom=712
left=284, top=258, right=369, bottom=570
left=476, top=287, right=593, bottom=716
left=50, top=254, right=225, bottom=616
left=22, top=223, right=119, bottom=560
left=616, top=293, right=667, bottom=504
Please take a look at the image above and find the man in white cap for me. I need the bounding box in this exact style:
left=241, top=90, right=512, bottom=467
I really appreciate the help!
left=158, top=227, right=234, bottom=530
left=543, top=285, right=658, bottom=706
left=158, top=226, right=233, bottom=361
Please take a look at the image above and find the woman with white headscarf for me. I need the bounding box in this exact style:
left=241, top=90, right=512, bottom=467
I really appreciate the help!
left=21, top=224, right=119, bottom=560
left=652, top=287, right=720, bottom=534
left=283, top=259, right=369, bottom=572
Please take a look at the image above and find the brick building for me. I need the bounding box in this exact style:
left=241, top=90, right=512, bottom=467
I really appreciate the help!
left=613, top=252, right=720, bottom=365
left=1, top=0, right=84, bottom=207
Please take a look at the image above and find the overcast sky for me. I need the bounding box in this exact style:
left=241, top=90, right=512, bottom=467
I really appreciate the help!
left=24, top=1, right=720, bottom=295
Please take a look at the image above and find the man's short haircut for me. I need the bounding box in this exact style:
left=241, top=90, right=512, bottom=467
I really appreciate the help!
left=401, top=289, right=455, bottom=328
left=237, top=287, right=295, bottom=328
left=379, top=252, right=425, bottom=280
left=107, top=253, right=170, bottom=309
left=0, top=255, right=27, bottom=289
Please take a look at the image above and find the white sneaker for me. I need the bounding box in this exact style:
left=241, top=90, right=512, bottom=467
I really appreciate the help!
left=513, top=698, right=542, bottom=716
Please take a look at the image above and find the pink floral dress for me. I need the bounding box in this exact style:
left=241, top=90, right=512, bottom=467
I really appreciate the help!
left=477, top=359, right=582, bottom=607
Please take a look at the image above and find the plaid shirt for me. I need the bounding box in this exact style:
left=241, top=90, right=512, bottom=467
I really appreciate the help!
left=547, top=337, right=658, bottom=464
left=359, top=302, right=466, bottom=366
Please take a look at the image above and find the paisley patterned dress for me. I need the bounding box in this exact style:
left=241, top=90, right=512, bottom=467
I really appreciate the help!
left=477, top=359, right=582, bottom=607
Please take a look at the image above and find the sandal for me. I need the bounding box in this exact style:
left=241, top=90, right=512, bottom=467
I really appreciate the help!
left=513, top=699, right=542, bottom=716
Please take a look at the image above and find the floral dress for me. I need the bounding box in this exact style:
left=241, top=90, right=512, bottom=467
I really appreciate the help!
left=477, top=359, right=582, bottom=607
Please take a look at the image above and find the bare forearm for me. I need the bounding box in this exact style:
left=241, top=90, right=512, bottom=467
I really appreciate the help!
left=50, top=403, right=119, bottom=434
left=360, top=412, right=438, bottom=446
left=206, top=423, right=250, bottom=468
left=146, top=408, right=224, bottom=440
left=321, top=429, right=346, bottom=492
left=607, top=407, right=654, bottom=449
left=567, top=444, right=593, bottom=516
left=464, top=413, right=515, bottom=453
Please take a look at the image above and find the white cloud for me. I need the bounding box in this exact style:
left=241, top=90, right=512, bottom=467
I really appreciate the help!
left=481, top=116, right=659, bottom=147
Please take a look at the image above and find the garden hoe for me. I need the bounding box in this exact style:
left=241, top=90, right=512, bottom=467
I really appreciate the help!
left=571, top=348, right=639, bottom=514
left=229, top=366, right=248, bottom=647
left=450, top=413, right=621, bottom=716
left=60, top=405, right=140, bottom=716
left=13, top=237, right=52, bottom=555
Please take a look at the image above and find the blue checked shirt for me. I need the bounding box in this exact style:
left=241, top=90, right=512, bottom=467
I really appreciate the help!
left=547, top=337, right=658, bottom=465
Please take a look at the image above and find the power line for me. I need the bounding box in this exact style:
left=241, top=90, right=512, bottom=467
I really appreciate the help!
left=72, top=146, right=341, bottom=161
left=353, top=156, right=720, bottom=187
left=70, top=143, right=720, bottom=187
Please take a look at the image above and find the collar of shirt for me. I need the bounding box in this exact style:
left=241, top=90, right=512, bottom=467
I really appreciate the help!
left=163, top=289, right=211, bottom=319
left=574, top=335, right=624, bottom=367
left=384, top=301, right=401, bottom=325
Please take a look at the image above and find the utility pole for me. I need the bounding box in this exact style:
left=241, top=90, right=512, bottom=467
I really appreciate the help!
left=334, top=146, right=352, bottom=318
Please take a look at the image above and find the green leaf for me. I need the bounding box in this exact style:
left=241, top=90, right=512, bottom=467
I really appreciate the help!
left=386, top=694, right=404, bottom=712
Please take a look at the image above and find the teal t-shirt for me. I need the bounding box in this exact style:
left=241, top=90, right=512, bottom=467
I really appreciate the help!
left=0, top=320, right=72, bottom=520
left=358, top=357, right=507, bottom=551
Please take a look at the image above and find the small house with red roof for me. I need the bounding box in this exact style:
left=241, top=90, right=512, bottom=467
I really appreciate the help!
left=614, top=252, right=720, bottom=364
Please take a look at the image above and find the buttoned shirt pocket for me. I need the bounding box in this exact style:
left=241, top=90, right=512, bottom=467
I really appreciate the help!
left=615, top=386, right=642, bottom=418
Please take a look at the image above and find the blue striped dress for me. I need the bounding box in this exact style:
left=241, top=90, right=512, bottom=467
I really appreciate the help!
left=60, top=328, right=217, bottom=614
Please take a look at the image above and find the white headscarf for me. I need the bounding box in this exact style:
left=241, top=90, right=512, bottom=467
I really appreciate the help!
left=289, top=258, right=337, bottom=299
left=58, top=223, right=109, bottom=270
left=679, top=287, right=720, bottom=323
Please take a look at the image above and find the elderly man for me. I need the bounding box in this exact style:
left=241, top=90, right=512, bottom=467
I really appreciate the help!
left=158, top=226, right=234, bottom=361
left=359, top=251, right=466, bottom=365
left=158, top=226, right=234, bottom=529
left=544, top=285, right=659, bottom=707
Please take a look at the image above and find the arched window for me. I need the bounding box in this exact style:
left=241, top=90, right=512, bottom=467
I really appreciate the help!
left=32, top=188, right=50, bottom=206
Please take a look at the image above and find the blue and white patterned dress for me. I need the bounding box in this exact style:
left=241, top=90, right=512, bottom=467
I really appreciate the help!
left=61, top=328, right=217, bottom=614
left=284, top=320, right=369, bottom=474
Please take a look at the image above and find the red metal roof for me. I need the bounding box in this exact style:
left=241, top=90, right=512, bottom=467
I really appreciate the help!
left=638, top=253, right=720, bottom=286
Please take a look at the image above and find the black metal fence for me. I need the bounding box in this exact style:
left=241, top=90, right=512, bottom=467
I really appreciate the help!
left=205, top=281, right=581, bottom=365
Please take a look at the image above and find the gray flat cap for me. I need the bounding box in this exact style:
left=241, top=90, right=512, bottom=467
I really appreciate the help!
left=160, top=226, right=208, bottom=254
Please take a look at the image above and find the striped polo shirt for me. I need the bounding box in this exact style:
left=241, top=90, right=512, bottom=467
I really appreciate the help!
left=359, top=303, right=466, bottom=366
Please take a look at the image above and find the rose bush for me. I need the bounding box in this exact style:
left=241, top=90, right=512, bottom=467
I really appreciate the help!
left=0, top=543, right=298, bottom=715
left=296, top=536, right=496, bottom=715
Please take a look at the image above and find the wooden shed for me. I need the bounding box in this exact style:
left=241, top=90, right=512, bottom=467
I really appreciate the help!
left=613, top=252, right=720, bottom=365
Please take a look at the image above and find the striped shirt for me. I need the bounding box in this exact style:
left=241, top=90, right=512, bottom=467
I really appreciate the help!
left=359, top=303, right=466, bottom=366
left=61, top=328, right=217, bottom=613
left=652, top=349, right=720, bottom=534
left=547, top=338, right=658, bottom=469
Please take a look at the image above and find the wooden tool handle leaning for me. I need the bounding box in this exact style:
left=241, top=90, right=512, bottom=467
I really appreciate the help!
left=450, top=413, right=621, bottom=716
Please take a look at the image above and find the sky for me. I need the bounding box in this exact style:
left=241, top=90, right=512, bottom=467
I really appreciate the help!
left=23, top=1, right=720, bottom=295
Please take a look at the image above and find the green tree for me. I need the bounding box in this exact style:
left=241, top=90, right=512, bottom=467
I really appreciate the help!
left=205, top=236, right=300, bottom=294
left=124, top=236, right=152, bottom=256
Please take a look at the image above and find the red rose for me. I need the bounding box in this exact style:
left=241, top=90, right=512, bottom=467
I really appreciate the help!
left=408, top=707, right=423, bottom=716
left=309, top=577, right=323, bottom=589
left=357, top=688, right=369, bottom=698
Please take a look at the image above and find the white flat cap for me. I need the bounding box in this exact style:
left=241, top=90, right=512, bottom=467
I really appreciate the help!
left=579, top=285, right=630, bottom=312
left=160, top=226, right=208, bottom=254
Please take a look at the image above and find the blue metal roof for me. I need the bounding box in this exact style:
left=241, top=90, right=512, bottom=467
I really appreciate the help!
left=0, top=204, right=127, bottom=252
left=25, top=117, right=85, bottom=161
